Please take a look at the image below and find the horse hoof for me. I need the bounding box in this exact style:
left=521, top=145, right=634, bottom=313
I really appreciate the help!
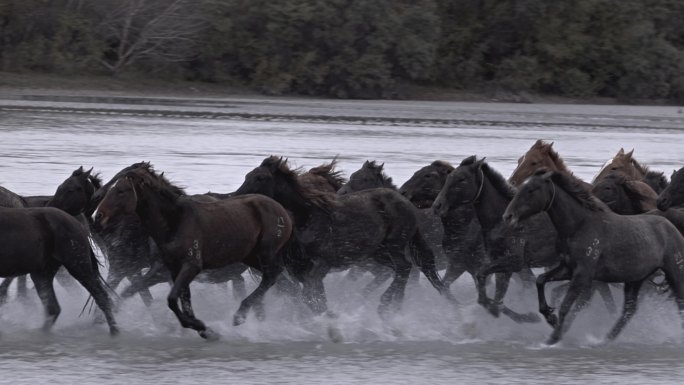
left=199, top=328, right=220, bottom=341
left=254, top=305, right=266, bottom=322
left=109, top=326, right=120, bottom=336
left=545, top=335, right=560, bottom=346
left=233, top=313, right=246, bottom=326
left=522, top=312, right=542, bottom=323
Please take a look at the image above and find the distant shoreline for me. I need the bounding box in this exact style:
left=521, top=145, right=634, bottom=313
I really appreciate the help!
left=0, top=71, right=642, bottom=106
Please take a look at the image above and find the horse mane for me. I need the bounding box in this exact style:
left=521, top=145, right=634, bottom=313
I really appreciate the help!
left=461, top=156, right=516, bottom=199
left=130, top=163, right=186, bottom=199
left=430, top=160, right=454, bottom=172
left=550, top=171, right=607, bottom=212
left=627, top=156, right=649, bottom=175
left=89, top=173, right=103, bottom=189
left=262, top=156, right=335, bottom=212
left=306, top=159, right=347, bottom=191
left=539, top=140, right=571, bottom=174
left=364, top=160, right=396, bottom=188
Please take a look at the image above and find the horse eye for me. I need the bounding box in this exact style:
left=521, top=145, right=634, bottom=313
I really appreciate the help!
left=424, top=174, right=431, bottom=179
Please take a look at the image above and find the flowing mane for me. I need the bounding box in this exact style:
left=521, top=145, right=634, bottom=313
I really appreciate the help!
left=129, top=163, right=186, bottom=199
left=364, top=160, right=396, bottom=189
left=461, top=156, right=517, bottom=199
left=261, top=156, right=336, bottom=212
left=539, top=140, right=571, bottom=174
left=305, top=159, right=347, bottom=191
left=550, top=171, right=607, bottom=212
left=89, top=173, right=103, bottom=190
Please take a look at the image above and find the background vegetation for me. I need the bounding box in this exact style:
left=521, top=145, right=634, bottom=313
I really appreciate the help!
left=2, top=0, right=684, bottom=101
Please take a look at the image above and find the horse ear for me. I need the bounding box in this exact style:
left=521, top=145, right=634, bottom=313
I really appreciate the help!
left=533, top=139, right=544, bottom=148
left=626, top=149, right=634, bottom=158
left=476, top=157, right=486, bottom=169
left=84, top=167, right=93, bottom=178
left=363, top=160, right=370, bottom=168
left=379, top=162, right=385, bottom=170
left=72, top=166, right=84, bottom=176
left=617, top=148, right=625, bottom=156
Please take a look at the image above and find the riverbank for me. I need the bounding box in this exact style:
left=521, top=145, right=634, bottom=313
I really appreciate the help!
left=0, top=71, right=623, bottom=105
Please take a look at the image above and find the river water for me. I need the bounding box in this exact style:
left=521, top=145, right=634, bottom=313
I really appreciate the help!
left=1, top=96, right=684, bottom=384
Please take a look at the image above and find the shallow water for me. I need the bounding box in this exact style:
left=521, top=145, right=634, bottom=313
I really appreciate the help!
left=1, top=97, right=684, bottom=384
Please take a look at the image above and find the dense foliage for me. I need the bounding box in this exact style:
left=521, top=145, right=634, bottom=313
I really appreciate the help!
left=2, top=0, right=684, bottom=101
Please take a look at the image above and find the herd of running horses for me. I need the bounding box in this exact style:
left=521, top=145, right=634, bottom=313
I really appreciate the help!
left=1, top=139, right=684, bottom=345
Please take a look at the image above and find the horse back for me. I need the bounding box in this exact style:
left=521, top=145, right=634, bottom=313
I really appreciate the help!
left=0, top=207, right=88, bottom=276
left=174, top=194, right=292, bottom=269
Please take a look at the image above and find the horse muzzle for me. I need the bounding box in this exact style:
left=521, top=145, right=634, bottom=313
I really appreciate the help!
left=656, top=195, right=671, bottom=211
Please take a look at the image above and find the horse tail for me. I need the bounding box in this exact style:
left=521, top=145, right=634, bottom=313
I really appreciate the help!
left=80, top=246, right=118, bottom=316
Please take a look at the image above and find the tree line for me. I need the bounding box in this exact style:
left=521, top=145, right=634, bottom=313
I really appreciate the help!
left=2, top=0, right=684, bottom=101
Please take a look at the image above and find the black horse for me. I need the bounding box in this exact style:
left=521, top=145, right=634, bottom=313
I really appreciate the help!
left=337, top=160, right=445, bottom=295
left=235, top=156, right=454, bottom=318
left=0, top=167, right=101, bottom=302
left=93, top=164, right=292, bottom=339
left=657, top=167, right=684, bottom=211
left=432, top=156, right=569, bottom=323
left=503, top=171, right=684, bottom=344
left=0, top=206, right=118, bottom=335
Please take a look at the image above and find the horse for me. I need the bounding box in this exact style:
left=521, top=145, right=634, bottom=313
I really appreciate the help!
left=93, top=164, right=292, bottom=339
left=0, top=206, right=118, bottom=335
left=91, top=162, right=249, bottom=307
left=0, top=167, right=101, bottom=303
left=509, top=140, right=575, bottom=187
left=432, top=156, right=574, bottom=323
left=657, top=166, right=684, bottom=211
left=235, top=156, right=454, bottom=318
left=503, top=170, right=684, bottom=344
left=592, top=173, right=658, bottom=215
left=593, top=148, right=669, bottom=194
left=399, top=160, right=540, bottom=295
left=337, top=160, right=449, bottom=294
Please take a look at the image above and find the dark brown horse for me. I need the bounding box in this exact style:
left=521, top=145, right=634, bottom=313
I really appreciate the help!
left=0, top=206, right=118, bottom=335
left=235, top=156, right=454, bottom=318
left=93, top=164, right=292, bottom=339
left=593, top=148, right=669, bottom=194
left=592, top=173, right=658, bottom=215
left=504, top=171, right=684, bottom=344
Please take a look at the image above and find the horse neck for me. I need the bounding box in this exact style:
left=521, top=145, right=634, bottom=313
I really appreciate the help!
left=545, top=185, right=592, bottom=238
left=135, top=188, right=181, bottom=243
left=274, top=178, right=316, bottom=223
left=473, top=176, right=510, bottom=230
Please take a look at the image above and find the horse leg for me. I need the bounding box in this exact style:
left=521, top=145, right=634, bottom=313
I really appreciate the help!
left=361, top=265, right=393, bottom=298
left=301, top=263, right=330, bottom=315
left=378, top=247, right=412, bottom=318
left=594, top=282, right=617, bottom=314
left=30, top=268, right=60, bottom=331
left=0, top=277, right=14, bottom=305
left=166, top=263, right=212, bottom=339
left=16, top=275, right=29, bottom=300
left=606, top=281, right=643, bottom=341
left=120, top=261, right=169, bottom=300
left=516, top=267, right=536, bottom=290
left=66, top=263, right=119, bottom=336
left=231, top=275, right=247, bottom=302
left=129, top=272, right=155, bottom=307
left=233, top=266, right=282, bottom=326
left=442, top=262, right=466, bottom=289
left=536, top=263, right=573, bottom=328
left=345, top=265, right=366, bottom=282
left=547, top=275, right=592, bottom=345
left=418, top=259, right=457, bottom=304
